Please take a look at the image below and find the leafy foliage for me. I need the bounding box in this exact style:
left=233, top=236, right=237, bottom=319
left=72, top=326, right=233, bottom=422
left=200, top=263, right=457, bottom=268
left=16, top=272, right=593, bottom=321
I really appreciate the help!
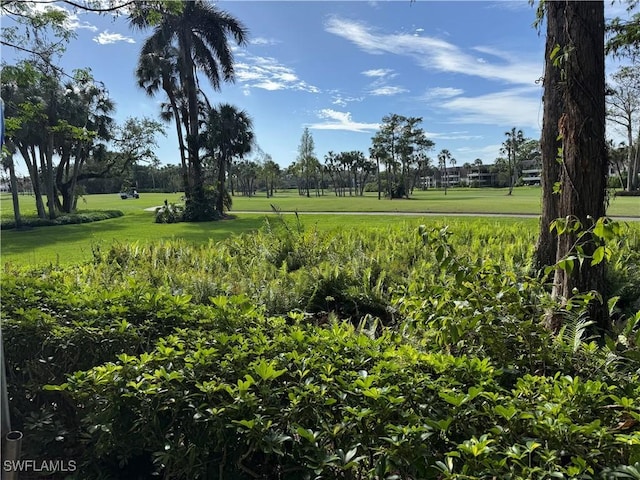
left=0, top=209, right=123, bottom=229
left=154, top=202, right=184, bottom=223
left=2, top=220, right=639, bottom=478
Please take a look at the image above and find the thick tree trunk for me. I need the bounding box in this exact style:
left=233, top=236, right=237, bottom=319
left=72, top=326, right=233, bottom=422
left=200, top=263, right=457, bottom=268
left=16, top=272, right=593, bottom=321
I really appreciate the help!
left=20, top=144, right=46, bottom=218
left=40, top=135, right=57, bottom=220
left=533, top=0, right=566, bottom=272
left=7, top=155, right=22, bottom=228
left=550, top=1, right=609, bottom=333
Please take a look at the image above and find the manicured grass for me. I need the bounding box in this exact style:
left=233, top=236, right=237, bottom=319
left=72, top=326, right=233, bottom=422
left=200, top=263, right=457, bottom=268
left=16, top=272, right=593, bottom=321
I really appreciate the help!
left=1, top=213, right=266, bottom=266
left=0, top=192, right=186, bottom=221
left=0, top=207, right=538, bottom=266
left=1, top=187, right=636, bottom=267
left=235, top=187, right=639, bottom=217
left=2, top=188, right=638, bottom=219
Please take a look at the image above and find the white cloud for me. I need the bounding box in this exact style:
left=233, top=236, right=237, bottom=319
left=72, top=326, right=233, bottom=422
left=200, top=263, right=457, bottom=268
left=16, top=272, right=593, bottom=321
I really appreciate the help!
left=472, top=45, right=513, bottom=59
left=421, top=87, right=464, bottom=100
left=361, top=68, right=403, bottom=97
left=22, top=2, right=98, bottom=32
left=362, top=68, right=394, bottom=78
left=485, top=1, right=532, bottom=13
left=430, top=131, right=483, bottom=141
left=251, top=37, right=280, bottom=46
left=235, top=55, right=319, bottom=93
left=440, top=87, right=542, bottom=131
left=93, top=31, right=135, bottom=45
left=308, top=109, right=379, bottom=133
left=369, top=85, right=408, bottom=96
left=275, top=72, right=298, bottom=82
left=325, top=16, right=541, bottom=86
left=253, top=80, right=286, bottom=91
left=331, top=94, right=364, bottom=107
left=66, top=15, right=98, bottom=32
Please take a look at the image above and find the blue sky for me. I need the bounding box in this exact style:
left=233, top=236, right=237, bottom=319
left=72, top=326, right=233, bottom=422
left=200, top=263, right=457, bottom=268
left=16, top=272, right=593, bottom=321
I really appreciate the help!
left=4, top=1, right=636, bottom=170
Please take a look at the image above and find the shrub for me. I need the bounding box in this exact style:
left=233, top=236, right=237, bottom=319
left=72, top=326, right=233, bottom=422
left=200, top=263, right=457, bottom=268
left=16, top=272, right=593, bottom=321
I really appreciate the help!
left=47, top=320, right=640, bottom=479
left=2, top=221, right=639, bottom=478
left=614, top=189, right=640, bottom=197
left=154, top=203, right=185, bottom=223
left=0, top=210, right=123, bottom=230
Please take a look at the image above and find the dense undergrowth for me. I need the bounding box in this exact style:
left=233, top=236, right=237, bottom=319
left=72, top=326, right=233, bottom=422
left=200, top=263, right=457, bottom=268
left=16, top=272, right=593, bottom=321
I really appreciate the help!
left=2, top=218, right=640, bottom=479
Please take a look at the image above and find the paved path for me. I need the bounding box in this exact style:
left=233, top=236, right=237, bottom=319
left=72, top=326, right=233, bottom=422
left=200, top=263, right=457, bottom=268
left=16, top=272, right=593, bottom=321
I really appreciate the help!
left=231, top=211, right=640, bottom=222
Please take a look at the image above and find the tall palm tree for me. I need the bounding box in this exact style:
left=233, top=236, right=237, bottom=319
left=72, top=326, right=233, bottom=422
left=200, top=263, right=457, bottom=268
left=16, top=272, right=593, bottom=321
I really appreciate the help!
left=131, top=1, right=248, bottom=220
left=438, top=149, right=452, bottom=195
left=474, top=158, right=483, bottom=176
left=203, top=103, right=254, bottom=215
left=136, top=46, right=191, bottom=197
left=449, top=156, right=457, bottom=187
left=502, top=127, right=524, bottom=195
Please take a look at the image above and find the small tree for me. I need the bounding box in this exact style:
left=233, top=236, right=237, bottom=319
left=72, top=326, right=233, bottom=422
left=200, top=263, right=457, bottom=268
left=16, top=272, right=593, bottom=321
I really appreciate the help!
left=437, top=149, right=452, bottom=195
left=297, top=127, right=317, bottom=198
left=607, top=65, right=640, bottom=191
left=262, top=155, right=280, bottom=198
left=203, top=103, right=254, bottom=216
left=501, top=127, right=525, bottom=195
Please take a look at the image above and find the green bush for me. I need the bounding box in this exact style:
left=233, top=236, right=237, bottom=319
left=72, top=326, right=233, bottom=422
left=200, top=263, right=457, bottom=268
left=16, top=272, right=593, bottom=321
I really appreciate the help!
left=48, top=319, right=640, bottom=479
left=2, top=221, right=639, bottom=478
left=154, top=202, right=185, bottom=223
left=1, top=210, right=124, bottom=229
left=614, top=189, right=640, bottom=197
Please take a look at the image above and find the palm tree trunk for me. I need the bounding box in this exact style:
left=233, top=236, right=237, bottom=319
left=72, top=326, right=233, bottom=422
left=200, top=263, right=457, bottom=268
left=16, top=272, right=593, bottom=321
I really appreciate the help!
left=165, top=88, right=190, bottom=198
left=216, top=154, right=227, bottom=214
left=377, top=157, right=381, bottom=200
left=181, top=28, right=208, bottom=219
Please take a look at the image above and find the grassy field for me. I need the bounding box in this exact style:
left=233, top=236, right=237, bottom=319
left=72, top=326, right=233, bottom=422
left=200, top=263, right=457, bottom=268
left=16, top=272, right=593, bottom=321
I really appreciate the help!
left=1, top=187, right=637, bottom=266
left=2, top=187, right=638, bottom=218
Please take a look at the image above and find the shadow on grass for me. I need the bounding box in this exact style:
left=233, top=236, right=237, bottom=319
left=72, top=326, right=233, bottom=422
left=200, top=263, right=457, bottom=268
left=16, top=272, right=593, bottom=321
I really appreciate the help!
left=151, top=215, right=267, bottom=244
left=1, top=216, right=130, bottom=257
left=1, top=214, right=268, bottom=262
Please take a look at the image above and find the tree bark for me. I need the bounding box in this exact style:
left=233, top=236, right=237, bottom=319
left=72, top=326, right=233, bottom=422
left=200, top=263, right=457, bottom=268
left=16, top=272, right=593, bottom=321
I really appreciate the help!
left=533, top=0, right=566, bottom=272
left=181, top=25, right=208, bottom=220
left=20, top=144, right=46, bottom=218
left=550, top=1, right=609, bottom=333
left=215, top=155, right=227, bottom=214
left=630, top=126, right=640, bottom=191
left=6, top=155, right=22, bottom=228
left=165, top=87, right=190, bottom=199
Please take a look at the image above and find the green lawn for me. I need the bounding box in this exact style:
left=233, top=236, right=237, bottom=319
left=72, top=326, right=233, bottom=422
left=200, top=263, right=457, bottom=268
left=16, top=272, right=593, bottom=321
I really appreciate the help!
left=1, top=187, right=637, bottom=267
left=225, top=187, right=640, bottom=217
left=2, top=187, right=638, bottom=218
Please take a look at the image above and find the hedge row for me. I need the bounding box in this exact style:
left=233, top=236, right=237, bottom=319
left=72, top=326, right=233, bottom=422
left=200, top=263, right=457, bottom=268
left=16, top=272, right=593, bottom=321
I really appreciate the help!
left=1, top=210, right=124, bottom=230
